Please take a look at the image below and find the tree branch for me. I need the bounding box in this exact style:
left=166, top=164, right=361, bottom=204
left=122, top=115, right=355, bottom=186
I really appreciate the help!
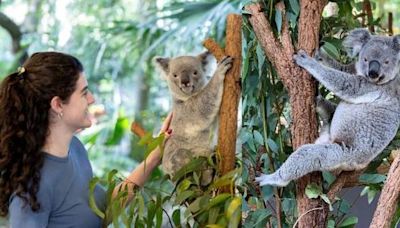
left=370, top=153, right=400, bottom=227
left=327, top=169, right=365, bottom=202
left=0, top=12, right=22, bottom=53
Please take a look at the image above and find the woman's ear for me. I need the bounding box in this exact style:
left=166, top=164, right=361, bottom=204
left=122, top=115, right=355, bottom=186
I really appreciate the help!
left=49, top=96, right=63, bottom=115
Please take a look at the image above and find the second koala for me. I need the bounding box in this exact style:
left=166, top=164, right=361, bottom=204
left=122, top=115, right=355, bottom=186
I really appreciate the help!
left=257, top=29, right=400, bottom=187
left=154, top=52, right=233, bottom=180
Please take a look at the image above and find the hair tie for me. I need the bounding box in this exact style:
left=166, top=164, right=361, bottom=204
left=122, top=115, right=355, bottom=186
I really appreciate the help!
left=17, top=66, right=26, bottom=76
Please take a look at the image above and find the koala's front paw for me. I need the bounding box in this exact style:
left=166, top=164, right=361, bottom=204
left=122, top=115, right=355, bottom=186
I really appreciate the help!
left=293, top=50, right=314, bottom=68
left=216, top=56, right=233, bottom=76
left=255, top=173, right=289, bottom=187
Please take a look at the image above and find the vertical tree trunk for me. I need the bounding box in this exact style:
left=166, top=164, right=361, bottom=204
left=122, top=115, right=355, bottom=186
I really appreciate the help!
left=295, top=1, right=329, bottom=227
left=203, top=14, right=242, bottom=192
left=370, top=154, right=400, bottom=228
left=246, top=0, right=329, bottom=226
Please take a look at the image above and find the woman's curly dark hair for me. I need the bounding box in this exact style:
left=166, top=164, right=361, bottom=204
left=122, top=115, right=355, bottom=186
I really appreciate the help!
left=0, top=52, right=83, bottom=216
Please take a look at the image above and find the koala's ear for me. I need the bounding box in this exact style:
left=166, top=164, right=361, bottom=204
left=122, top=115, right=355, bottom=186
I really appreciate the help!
left=392, top=35, right=400, bottom=52
left=197, top=51, right=211, bottom=69
left=153, top=56, right=170, bottom=74
left=343, top=29, right=371, bottom=57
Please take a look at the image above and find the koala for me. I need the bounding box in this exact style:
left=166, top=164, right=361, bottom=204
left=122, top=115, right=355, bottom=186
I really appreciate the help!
left=314, top=50, right=356, bottom=144
left=154, top=52, right=233, bottom=181
left=256, top=28, right=400, bottom=187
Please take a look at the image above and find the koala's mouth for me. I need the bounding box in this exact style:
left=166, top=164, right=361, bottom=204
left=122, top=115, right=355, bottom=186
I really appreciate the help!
left=368, top=75, right=385, bottom=84
left=377, top=75, right=384, bottom=83
left=180, top=86, right=195, bottom=94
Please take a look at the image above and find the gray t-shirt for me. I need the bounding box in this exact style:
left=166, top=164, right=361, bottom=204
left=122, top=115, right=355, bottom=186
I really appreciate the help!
left=9, top=136, right=106, bottom=228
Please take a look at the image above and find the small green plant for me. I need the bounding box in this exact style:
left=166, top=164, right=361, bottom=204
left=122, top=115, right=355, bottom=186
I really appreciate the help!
left=89, top=134, right=241, bottom=227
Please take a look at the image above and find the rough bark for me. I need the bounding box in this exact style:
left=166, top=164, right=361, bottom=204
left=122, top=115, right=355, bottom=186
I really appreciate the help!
left=246, top=1, right=330, bottom=227
left=370, top=154, right=400, bottom=228
left=203, top=14, right=242, bottom=191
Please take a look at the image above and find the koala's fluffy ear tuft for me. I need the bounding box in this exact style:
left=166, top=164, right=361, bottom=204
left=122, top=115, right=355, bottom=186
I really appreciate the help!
left=343, top=29, right=371, bottom=58
left=197, top=51, right=211, bottom=70
left=153, top=57, right=170, bottom=75
left=392, top=35, right=400, bottom=52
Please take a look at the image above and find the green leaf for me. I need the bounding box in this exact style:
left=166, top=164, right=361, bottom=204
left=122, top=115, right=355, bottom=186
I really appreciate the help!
left=339, top=216, right=358, bottom=227
left=322, top=171, right=336, bottom=186
left=138, top=132, right=153, bottom=146
left=207, top=207, right=220, bottom=225
left=266, top=138, right=278, bottom=153
left=226, top=197, right=241, bottom=219
left=172, top=209, right=181, bottom=226
left=188, top=195, right=210, bottom=213
left=172, top=157, right=208, bottom=182
left=289, top=0, right=300, bottom=15
left=327, top=219, right=335, bottom=228
left=210, top=169, right=238, bottom=189
left=226, top=197, right=241, bottom=228
left=256, top=43, right=266, bottom=77
left=206, top=225, right=224, bottom=228
left=155, top=206, right=162, bottom=228
left=253, top=130, right=264, bottom=145
left=106, top=116, right=130, bottom=145
left=275, top=9, right=282, bottom=34
left=359, top=174, right=386, bottom=184
left=175, top=190, right=195, bottom=204
left=367, top=188, right=378, bottom=204
left=305, top=183, right=322, bottom=199
left=88, top=177, right=105, bottom=219
left=320, top=194, right=333, bottom=211
left=321, top=42, right=340, bottom=60
left=177, top=179, right=192, bottom=193
left=208, top=194, right=231, bottom=208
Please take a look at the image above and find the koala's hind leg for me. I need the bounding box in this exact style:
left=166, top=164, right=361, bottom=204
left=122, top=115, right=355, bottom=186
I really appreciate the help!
left=256, top=143, right=355, bottom=186
left=315, top=96, right=337, bottom=144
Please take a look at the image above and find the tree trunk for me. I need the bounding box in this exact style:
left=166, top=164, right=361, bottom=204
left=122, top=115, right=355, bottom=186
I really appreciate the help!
left=370, top=153, right=400, bottom=228
left=203, top=14, right=242, bottom=192
left=246, top=1, right=329, bottom=226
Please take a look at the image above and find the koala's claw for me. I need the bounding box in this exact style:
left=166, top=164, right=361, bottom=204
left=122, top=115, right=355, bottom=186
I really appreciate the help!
left=217, top=56, right=234, bottom=74
left=293, top=49, right=312, bottom=67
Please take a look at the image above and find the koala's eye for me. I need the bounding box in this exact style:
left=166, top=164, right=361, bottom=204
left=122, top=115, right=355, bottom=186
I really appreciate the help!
left=173, top=74, right=178, bottom=78
left=193, top=71, right=197, bottom=75
left=384, top=60, right=390, bottom=64
left=364, top=58, right=368, bottom=62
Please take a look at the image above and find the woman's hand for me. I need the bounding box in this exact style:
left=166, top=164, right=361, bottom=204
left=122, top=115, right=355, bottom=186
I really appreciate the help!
left=159, top=112, right=173, bottom=137
left=149, top=112, right=173, bottom=164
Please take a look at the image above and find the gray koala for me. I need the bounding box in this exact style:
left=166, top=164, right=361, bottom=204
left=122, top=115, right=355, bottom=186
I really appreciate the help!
left=256, top=28, right=400, bottom=187
left=314, top=49, right=356, bottom=144
left=154, top=52, right=233, bottom=180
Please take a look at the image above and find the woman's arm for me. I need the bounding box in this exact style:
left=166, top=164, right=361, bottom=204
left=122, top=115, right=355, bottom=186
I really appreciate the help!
left=112, top=112, right=172, bottom=203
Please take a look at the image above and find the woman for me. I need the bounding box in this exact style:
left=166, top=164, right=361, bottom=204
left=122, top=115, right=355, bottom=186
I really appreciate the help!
left=0, top=52, right=171, bottom=227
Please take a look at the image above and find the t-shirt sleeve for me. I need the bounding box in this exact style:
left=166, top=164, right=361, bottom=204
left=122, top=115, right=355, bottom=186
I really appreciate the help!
left=9, top=190, right=52, bottom=228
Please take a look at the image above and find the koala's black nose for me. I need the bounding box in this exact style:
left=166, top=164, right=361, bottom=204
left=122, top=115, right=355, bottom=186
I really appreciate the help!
left=368, top=60, right=380, bottom=79
left=181, top=79, right=190, bottom=87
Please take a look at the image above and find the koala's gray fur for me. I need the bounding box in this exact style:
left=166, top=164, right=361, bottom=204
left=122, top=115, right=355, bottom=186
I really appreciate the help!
left=315, top=49, right=356, bottom=74
left=256, top=28, right=400, bottom=187
left=154, top=52, right=233, bottom=180
left=314, top=49, right=356, bottom=144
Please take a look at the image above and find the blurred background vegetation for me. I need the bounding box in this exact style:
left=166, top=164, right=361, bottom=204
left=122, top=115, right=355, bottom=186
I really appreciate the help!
left=0, top=0, right=241, bottom=226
